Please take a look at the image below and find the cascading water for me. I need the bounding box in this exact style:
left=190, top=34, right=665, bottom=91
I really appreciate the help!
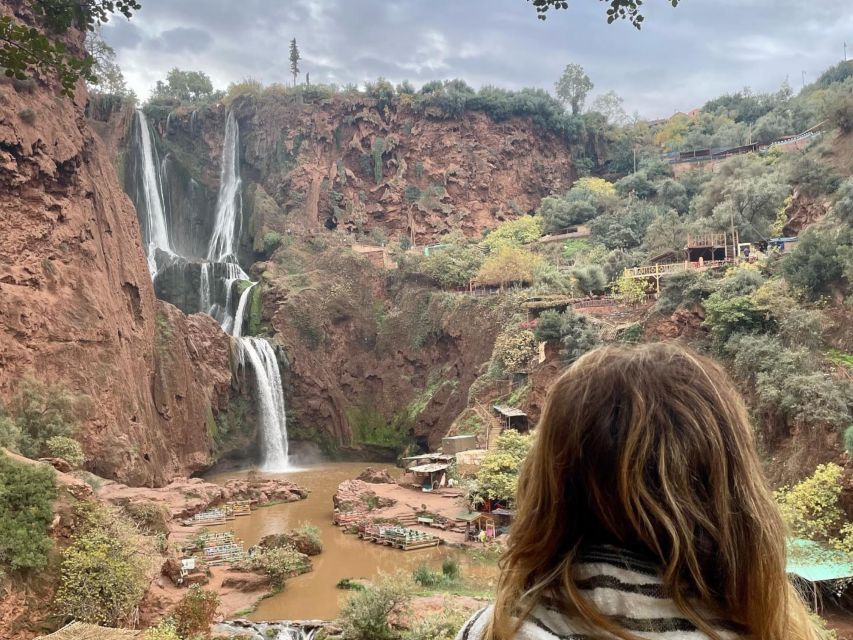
left=135, top=110, right=173, bottom=277
left=207, top=111, right=243, bottom=264
left=234, top=337, right=289, bottom=471
left=214, top=622, right=317, bottom=640
left=133, top=108, right=290, bottom=470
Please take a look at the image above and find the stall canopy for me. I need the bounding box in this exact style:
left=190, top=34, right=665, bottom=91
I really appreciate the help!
left=786, top=539, right=853, bottom=583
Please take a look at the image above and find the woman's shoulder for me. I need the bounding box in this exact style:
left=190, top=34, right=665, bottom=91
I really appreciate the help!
left=455, top=604, right=590, bottom=640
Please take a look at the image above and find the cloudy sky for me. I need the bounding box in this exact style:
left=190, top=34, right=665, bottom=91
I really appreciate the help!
left=101, top=0, right=853, bottom=119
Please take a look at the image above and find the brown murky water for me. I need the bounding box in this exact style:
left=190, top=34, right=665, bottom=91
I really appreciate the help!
left=208, top=462, right=496, bottom=621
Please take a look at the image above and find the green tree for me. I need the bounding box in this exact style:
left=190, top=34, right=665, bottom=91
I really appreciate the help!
left=84, top=30, right=130, bottom=96
left=481, top=216, right=543, bottom=252
left=0, top=452, right=56, bottom=572
left=476, top=245, right=543, bottom=288
left=589, top=90, right=626, bottom=124
left=5, top=377, right=78, bottom=459
left=45, top=435, right=84, bottom=467
left=0, top=0, right=140, bottom=96
left=416, top=243, right=484, bottom=289
left=555, top=63, right=593, bottom=115
left=289, top=38, right=301, bottom=86
left=612, top=273, right=647, bottom=305
left=474, top=430, right=534, bottom=503
left=781, top=226, right=851, bottom=299
left=832, top=177, right=853, bottom=224
left=533, top=309, right=563, bottom=342
left=656, top=270, right=716, bottom=314
left=571, top=264, right=606, bottom=295
left=152, top=68, right=214, bottom=103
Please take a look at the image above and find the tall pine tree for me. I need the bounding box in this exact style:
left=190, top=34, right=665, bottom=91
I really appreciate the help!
left=289, top=39, right=301, bottom=87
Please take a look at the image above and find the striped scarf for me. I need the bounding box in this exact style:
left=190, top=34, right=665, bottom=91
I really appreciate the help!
left=456, top=546, right=742, bottom=640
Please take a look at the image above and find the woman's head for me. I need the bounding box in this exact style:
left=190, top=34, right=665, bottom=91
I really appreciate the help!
left=491, top=342, right=815, bottom=640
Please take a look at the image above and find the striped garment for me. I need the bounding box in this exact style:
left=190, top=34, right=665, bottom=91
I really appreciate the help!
left=456, top=546, right=743, bottom=640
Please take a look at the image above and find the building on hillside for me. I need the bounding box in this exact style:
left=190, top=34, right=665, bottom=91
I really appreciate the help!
left=493, top=405, right=529, bottom=432
left=537, top=224, right=591, bottom=245
left=687, top=231, right=739, bottom=264
left=442, top=434, right=477, bottom=454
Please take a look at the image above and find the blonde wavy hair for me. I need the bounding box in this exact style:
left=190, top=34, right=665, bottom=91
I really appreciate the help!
left=488, top=343, right=818, bottom=640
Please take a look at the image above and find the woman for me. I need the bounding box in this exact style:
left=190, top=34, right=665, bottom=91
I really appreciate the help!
left=458, top=343, right=819, bottom=640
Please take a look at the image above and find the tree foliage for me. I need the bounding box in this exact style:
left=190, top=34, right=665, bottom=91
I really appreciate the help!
left=777, top=464, right=846, bottom=541
left=416, top=243, right=484, bottom=289
left=340, top=573, right=413, bottom=640
left=474, top=430, right=534, bottom=503
left=173, top=585, right=220, bottom=639
left=289, top=38, right=301, bottom=86
left=0, top=0, right=139, bottom=96
left=0, top=452, right=56, bottom=573
left=476, top=245, right=542, bottom=288
left=84, top=30, right=130, bottom=97
left=1, top=377, right=78, bottom=460
left=555, top=63, right=593, bottom=115
left=152, top=68, right=214, bottom=103
left=481, top=216, right=543, bottom=252
left=56, top=502, right=150, bottom=625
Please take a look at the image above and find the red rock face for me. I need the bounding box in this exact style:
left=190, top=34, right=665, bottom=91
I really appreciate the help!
left=0, top=16, right=232, bottom=486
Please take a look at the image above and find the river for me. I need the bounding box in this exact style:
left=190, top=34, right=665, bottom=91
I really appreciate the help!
left=207, top=462, right=496, bottom=621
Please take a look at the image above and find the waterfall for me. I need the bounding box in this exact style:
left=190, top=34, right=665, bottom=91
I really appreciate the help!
left=136, top=110, right=173, bottom=276
left=214, top=622, right=318, bottom=640
left=235, top=338, right=289, bottom=471
left=207, top=111, right=243, bottom=263
left=199, top=262, right=212, bottom=313
left=132, top=108, right=290, bottom=471
left=232, top=282, right=256, bottom=339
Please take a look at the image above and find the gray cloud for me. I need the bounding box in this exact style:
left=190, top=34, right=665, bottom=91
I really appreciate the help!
left=103, top=0, right=853, bottom=117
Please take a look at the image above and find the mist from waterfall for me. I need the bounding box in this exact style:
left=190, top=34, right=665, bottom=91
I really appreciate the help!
left=133, top=108, right=290, bottom=471
left=135, top=110, right=173, bottom=277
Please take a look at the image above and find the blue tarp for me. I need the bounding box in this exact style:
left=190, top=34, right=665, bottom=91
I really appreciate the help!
left=787, top=538, right=853, bottom=582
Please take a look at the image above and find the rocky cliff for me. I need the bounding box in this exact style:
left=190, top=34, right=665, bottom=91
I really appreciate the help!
left=0, top=8, right=232, bottom=486
left=116, top=93, right=575, bottom=456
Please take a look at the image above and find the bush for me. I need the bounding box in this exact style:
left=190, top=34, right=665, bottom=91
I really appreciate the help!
left=560, top=309, right=601, bottom=363
left=142, top=621, right=181, bottom=640
left=244, top=546, right=312, bottom=588
left=123, top=500, right=171, bottom=535
left=833, top=178, right=853, bottom=224
left=4, top=377, right=78, bottom=459
left=656, top=271, right=716, bottom=314
left=56, top=503, right=149, bottom=625
left=476, top=245, right=542, bottom=288
left=781, top=226, right=851, bottom=299
left=533, top=309, right=562, bottom=343
left=473, top=430, right=534, bottom=503
left=263, top=231, right=283, bottom=255
left=416, top=243, right=484, bottom=288
left=18, top=107, right=36, bottom=124
left=45, top=436, right=84, bottom=467
left=412, top=564, right=443, bottom=587
left=173, top=585, right=220, bottom=639
left=571, top=264, right=606, bottom=295
left=441, top=556, right=460, bottom=581
left=776, top=464, right=845, bottom=540
left=612, top=273, right=647, bottom=306
left=337, top=578, right=365, bottom=591
left=490, top=328, right=537, bottom=374
left=400, top=606, right=470, bottom=640
left=0, top=452, right=56, bottom=572
left=481, top=216, right=543, bottom=252
left=844, top=426, right=853, bottom=457
left=339, top=574, right=412, bottom=640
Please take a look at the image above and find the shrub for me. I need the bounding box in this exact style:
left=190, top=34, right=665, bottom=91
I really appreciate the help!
left=244, top=546, right=312, bottom=588
left=703, top=292, right=774, bottom=345
left=123, top=500, right=171, bottom=535
left=571, top=264, right=606, bottom=295
left=173, top=585, right=220, bottom=639
left=844, top=426, right=853, bottom=457
left=142, top=621, right=180, bottom=640
left=56, top=502, right=149, bottom=625
left=416, top=243, right=484, bottom=289
left=45, top=436, right=84, bottom=467
left=832, top=177, right=853, bottom=224
left=776, top=464, right=845, bottom=540
left=533, top=309, right=562, bottom=343
left=401, top=606, right=470, bottom=640
left=560, top=310, right=601, bottom=363
left=6, top=377, right=78, bottom=459
left=339, top=574, right=412, bottom=640
left=781, top=226, right=851, bottom=299
left=263, top=231, right=283, bottom=255
left=476, top=245, right=542, bottom=288
left=481, top=216, right=543, bottom=253
left=656, top=270, right=716, bottom=314
left=0, top=412, right=22, bottom=450
left=0, top=452, right=56, bottom=572
left=490, top=328, right=537, bottom=374
left=337, top=578, right=365, bottom=591
left=441, top=556, right=460, bottom=581
left=296, top=523, right=323, bottom=554
left=612, top=273, right=647, bottom=306
left=473, top=430, right=534, bottom=503
left=412, top=564, right=443, bottom=587
left=18, top=107, right=36, bottom=124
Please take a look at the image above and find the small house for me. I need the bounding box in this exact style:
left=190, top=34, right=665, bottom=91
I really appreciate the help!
left=408, top=462, right=451, bottom=491
left=493, top=405, right=529, bottom=432
left=442, top=435, right=477, bottom=454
